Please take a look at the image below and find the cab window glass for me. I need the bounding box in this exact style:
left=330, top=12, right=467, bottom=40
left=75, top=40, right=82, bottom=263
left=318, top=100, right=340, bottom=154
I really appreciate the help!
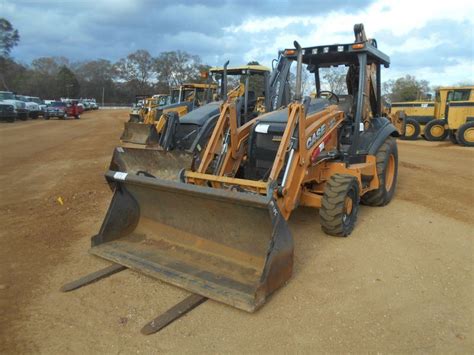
left=450, top=90, right=470, bottom=101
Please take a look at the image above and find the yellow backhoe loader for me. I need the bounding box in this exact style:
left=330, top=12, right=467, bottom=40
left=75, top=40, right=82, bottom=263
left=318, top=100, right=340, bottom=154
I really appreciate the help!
left=111, top=56, right=293, bottom=178
left=87, top=24, right=399, bottom=313
left=120, top=83, right=217, bottom=145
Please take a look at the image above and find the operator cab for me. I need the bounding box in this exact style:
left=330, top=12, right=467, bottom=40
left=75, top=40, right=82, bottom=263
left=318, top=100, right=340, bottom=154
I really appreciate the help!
left=172, top=65, right=271, bottom=151
left=245, top=31, right=391, bottom=180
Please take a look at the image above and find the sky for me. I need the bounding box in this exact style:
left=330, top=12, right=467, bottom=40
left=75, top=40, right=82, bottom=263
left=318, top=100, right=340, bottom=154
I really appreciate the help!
left=2, top=0, right=474, bottom=86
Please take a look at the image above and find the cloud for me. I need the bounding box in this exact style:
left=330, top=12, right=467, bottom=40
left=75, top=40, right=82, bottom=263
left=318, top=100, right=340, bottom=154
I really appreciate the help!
left=2, top=0, right=473, bottom=85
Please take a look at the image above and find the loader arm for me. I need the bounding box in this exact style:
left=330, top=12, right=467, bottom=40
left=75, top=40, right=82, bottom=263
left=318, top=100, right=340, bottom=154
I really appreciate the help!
left=196, top=101, right=255, bottom=178
left=267, top=102, right=345, bottom=218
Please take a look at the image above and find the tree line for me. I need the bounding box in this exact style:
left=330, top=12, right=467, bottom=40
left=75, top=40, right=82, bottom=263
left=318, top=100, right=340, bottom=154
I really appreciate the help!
left=1, top=50, right=210, bottom=104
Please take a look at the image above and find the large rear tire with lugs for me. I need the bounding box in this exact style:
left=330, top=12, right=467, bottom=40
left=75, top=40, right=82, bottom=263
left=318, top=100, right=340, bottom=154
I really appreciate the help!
left=400, top=118, right=420, bottom=140
left=424, top=119, right=448, bottom=141
left=319, top=174, right=360, bottom=237
left=361, top=137, right=398, bottom=206
left=456, top=122, right=474, bottom=147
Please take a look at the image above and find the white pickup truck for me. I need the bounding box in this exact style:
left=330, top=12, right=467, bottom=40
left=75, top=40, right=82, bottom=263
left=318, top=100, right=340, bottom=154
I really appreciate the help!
left=15, top=95, right=41, bottom=119
left=0, top=91, right=28, bottom=120
left=26, top=96, right=47, bottom=117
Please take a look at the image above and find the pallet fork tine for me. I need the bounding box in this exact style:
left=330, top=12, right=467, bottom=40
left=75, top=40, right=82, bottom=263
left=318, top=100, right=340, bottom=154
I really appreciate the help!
left=60, top=264, right=126, bottom=292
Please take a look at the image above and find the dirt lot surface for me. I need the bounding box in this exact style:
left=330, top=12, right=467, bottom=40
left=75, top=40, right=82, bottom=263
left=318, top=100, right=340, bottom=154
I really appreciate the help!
left=0, top=110, right=473, bottom=353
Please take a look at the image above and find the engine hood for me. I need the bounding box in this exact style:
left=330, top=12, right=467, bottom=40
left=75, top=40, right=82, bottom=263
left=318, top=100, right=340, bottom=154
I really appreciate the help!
left=255, top=98, right=331, bottom=125
left=24, top=102, right=40, bottom=110
left=179, top=101, right=222, bottom=126
left=2, top=99, right=26, bottom=109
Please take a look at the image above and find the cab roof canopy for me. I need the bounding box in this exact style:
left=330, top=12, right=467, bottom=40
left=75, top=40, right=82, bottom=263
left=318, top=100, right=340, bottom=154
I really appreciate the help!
left=284, top=40, right=390, bottom=69
left=209, top=65, right=270, bottom=75
left=180, top=83, right=218, bottom=89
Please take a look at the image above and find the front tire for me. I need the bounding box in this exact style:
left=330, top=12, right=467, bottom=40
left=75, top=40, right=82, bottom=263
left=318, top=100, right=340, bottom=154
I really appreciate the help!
left=456, top=122, right=474, bottom=147
left=319, top=174, right=360, bottom=237
left=361, top=137, right=398, bottom=206
left=424, top=119, right=448, bottom=141
left=400, top=118, right=420, bottom=140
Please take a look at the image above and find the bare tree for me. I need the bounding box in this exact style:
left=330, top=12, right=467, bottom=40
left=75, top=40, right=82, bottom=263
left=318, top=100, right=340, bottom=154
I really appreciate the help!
left=154, top=50, right=203, bottom=89
left=320, top=67, right=347, bottom=94
left=0, top=18, right=19, bottom=58
left=0, top=18, right=20, bottom=89
left=114, top=50, right=154, bottom=90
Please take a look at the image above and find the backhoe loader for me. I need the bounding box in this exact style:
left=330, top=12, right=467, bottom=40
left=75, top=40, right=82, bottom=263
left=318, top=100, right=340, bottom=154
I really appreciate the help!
left=90, top=24, right=399, bottom=312
left=129, top=95, right=151, bottom=122
left=120, top=83, right=217, bottom=145
left=111, top=55, right=292, bottom=177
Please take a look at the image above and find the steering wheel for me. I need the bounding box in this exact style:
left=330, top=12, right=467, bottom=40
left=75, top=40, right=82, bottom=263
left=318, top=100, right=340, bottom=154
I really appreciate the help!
left=317, top=90, right=339, bottom=104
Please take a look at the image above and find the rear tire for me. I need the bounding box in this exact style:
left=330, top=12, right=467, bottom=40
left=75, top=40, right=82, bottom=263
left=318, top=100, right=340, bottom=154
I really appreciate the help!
left=456, top=122, right=474, bottom=147
left=361, top=137, right=398, bottom=206
left=424, top=119, right=447, bottom=141
left=400, top=118, right=420, bottom=140
left=319, top=174, right=360, bottom=237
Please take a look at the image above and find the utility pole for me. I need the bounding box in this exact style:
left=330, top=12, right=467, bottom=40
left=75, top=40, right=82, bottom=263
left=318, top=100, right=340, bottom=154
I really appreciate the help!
left=102, top=87, right=105, bottom=108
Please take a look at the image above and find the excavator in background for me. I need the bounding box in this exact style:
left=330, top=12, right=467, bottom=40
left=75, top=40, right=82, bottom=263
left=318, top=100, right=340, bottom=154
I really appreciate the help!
left=110, top=55, right=293, bottom=176
left=120, top=83, right=217, bottom=145
left=87, top=24, right=399, bottom=313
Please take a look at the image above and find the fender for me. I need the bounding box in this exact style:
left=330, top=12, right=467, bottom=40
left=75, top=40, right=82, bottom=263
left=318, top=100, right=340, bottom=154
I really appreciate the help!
left=357, top=117, right=399, bottom=155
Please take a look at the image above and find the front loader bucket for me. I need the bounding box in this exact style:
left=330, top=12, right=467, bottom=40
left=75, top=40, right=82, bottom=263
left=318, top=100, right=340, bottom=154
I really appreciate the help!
left=109, top=146, right=192, bottom=179
left=120, top=122, right=160, bottom=145
left=90, top=173, right=293, bottom=312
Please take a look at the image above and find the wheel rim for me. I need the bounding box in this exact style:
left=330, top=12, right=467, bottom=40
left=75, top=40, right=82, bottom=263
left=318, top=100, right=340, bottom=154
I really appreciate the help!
left=344, top=196, right=353, bottom=215
left=430, top=124, right=444, bottom=138
left=342, top=192, right=355, bottom=224
left=385, top=154, right=395, bottom=191
left=464, top=127, right=474, bottom=143
left=405, top=124, right=415, bottom=137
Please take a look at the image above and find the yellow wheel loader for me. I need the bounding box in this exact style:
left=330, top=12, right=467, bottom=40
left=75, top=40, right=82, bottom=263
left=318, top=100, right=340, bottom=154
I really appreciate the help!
left=128, top=95, right=159, bottom=122
left=120, top=83, right=217, bottom=145
left=89, top=24, right=398, bottom=312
